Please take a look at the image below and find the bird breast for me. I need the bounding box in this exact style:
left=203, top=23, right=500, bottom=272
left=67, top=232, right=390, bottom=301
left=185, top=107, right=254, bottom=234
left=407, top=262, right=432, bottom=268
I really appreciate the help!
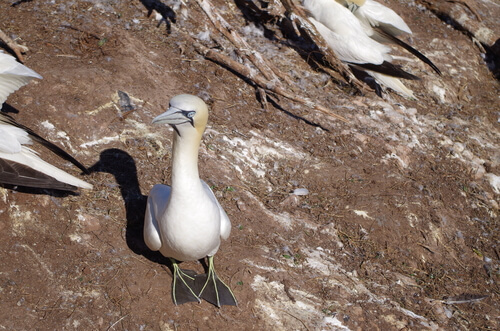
left=159, top=183, right=222, bottom=261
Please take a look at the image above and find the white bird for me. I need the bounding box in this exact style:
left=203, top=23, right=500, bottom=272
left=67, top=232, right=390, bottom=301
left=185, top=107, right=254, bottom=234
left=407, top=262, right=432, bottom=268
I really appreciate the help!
left=338, top=0, right=441, bottom=75
left=302, top=0, right=433, bottom=98
left=0, top=50, right=93, bottom=191
left=144, top=94, right=236, bottom=307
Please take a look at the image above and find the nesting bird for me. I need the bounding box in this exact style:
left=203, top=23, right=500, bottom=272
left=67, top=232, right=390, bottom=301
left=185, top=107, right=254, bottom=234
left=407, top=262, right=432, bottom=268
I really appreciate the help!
left=339, top=0, right=441, bottom=75
left=144, top=94, right=236, bottom=307
left=302, top=0, right=440, bottom=98
left=0, top=50, right=92, bottom=191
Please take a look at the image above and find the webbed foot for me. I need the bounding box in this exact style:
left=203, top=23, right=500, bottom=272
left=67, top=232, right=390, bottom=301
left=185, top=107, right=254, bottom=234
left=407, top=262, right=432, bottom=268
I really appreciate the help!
left=170, top=259, right=201, bottom=305
left=195, top=256, right=237, bottom=307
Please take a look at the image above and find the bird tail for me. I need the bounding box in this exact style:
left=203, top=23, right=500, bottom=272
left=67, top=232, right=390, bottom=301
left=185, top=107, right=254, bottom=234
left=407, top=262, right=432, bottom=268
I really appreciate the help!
left=0, top=158, right=78, bottom=191
left=0, top=147, right=93, bottom=189
left=368, top=71, right=416, bottom=99
left=354, top=61, right=420, bottom=80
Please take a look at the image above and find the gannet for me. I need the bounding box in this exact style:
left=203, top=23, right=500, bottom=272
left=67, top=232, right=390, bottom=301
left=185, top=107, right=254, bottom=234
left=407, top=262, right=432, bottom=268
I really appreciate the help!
left=337, top=0, right=441, bottom=75
left=0, top=50, right=92, bottom=191
left=302, top=0, right=420, bottom=98
left=144, top=94, right=236, bottom=307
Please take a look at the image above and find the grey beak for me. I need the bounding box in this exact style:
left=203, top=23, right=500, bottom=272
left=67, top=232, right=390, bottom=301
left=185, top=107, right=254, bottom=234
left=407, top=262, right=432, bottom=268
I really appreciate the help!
left=152, top=107, right=191, bottom=125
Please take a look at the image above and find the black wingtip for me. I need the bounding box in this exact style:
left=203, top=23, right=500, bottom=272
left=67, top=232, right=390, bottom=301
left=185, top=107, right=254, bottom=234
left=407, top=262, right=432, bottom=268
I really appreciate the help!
left=350, top=65, right=383, bottom=97
left=354, top=61, right=420, bottom=80
left=0, top=113, right=91, bottom=174
left=379, top=30, right=442, bottom=76
left=29, top=131, right=91, bottom=175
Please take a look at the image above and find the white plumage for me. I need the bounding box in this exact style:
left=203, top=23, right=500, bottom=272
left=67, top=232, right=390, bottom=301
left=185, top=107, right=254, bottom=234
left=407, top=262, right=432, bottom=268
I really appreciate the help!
left=0, top=50, right=92, bottom=190
left=0, top=51, right=42, bottom=109
left=144, top=94, right=236, bottom=307
left=307, top=2, right=391, bottom=65
left=341, top=0, right=441, bottom=75
left=145, top=179, right=231, bottom=262
left=303, top=0, right=440, bottom=98
left=303, top=0, right=417, bottom=98
left=341, top=0, right=412, bottom=38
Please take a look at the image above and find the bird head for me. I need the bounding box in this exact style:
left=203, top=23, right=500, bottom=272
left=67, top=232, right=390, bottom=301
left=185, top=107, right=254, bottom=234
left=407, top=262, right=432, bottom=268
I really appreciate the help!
left=152, top=94, right=209, bottom=137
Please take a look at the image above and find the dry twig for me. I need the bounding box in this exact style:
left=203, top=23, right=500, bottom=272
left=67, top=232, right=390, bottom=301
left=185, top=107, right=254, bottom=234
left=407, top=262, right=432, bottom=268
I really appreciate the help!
left=195, top=0, right=295, bottom=87
left=0, top=28, right=28, bottom=62
left=193, top=39, right=348, bottom=123
left=189, top=0, right=349, bottom=123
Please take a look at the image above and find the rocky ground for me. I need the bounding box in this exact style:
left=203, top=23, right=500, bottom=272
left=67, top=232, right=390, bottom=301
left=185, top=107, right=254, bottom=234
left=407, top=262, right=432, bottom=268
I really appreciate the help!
left=0, top=0, right=498, bottom=330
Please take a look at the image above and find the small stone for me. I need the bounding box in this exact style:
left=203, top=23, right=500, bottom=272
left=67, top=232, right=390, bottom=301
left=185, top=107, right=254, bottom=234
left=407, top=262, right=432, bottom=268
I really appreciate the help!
left=293, top=188, right=309, bottom=196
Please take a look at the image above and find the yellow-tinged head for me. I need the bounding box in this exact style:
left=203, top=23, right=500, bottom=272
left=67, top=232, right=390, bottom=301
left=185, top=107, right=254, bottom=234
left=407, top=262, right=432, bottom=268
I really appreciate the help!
left=348, top=0, right=366, bottom=6
left=152, top=94, right=209, bottom=137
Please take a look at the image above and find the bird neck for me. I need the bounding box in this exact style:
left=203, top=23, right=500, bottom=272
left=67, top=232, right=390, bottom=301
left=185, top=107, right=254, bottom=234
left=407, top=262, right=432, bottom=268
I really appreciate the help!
left=170, top=131, right=203, bottom=189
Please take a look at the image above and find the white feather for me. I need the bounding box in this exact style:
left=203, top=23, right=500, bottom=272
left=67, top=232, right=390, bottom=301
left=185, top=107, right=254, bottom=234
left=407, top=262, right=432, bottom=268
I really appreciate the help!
left=0, top=51, right=42, bottom=109
left=348, top=0, right=412, bottom=37
left=367, top=70, right=415, bottom=98
left=304, top=0, right=393, bottom=64
left=309, top=17, right=390, bottom=65
left=0, top=124, right=30, bottom=153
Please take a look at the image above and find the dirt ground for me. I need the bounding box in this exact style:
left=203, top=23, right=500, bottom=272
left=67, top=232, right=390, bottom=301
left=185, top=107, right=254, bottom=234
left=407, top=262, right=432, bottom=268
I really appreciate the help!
left=0, top=0, right=499, bottom=330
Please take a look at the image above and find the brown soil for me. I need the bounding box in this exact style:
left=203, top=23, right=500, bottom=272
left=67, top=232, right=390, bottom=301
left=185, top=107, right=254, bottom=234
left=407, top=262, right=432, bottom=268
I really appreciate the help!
left=0, top=0, right=498, bottom=330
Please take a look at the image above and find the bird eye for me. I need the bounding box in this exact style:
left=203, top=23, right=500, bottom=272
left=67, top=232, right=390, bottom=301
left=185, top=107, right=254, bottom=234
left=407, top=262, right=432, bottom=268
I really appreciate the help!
left=186, top=111, right=195, bottom=118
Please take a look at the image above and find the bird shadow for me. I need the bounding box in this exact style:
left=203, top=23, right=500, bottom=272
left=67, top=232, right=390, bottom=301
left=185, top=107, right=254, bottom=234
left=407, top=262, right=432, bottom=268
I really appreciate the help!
left=88, top=148, right=170, bottom=266
left=233, top=0, right=281, bottom=41
left=484, top=38, right=500, bottom=81
left=231, top=0, right=331, bottom=67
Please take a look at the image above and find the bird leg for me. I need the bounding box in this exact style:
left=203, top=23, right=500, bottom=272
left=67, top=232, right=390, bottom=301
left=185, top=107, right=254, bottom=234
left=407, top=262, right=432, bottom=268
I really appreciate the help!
left=169, top=258, right=201, bottom=305
left=195, top=256, right=237, bottom=307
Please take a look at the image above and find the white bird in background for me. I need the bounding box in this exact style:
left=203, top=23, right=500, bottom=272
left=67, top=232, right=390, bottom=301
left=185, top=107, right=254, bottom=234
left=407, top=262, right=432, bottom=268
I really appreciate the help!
left=302, top=0, right=440, bottom=98
left=338, top=0, right=441, bottom=75
left=144, top=94, right=236, bottom=307
left=0, top=50, right=93, bottom=191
